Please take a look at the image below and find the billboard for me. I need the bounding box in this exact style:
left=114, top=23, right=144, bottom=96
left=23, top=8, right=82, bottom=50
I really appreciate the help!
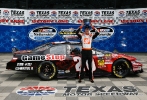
left=0, top=8, right=147, bottom=52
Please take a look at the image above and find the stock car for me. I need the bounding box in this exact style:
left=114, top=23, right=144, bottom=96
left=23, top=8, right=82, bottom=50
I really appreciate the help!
left=6, top=41, right=143, bottom=80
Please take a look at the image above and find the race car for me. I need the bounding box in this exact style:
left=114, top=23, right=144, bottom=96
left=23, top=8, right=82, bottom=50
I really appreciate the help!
left=6, top=41, right=143, bottom=80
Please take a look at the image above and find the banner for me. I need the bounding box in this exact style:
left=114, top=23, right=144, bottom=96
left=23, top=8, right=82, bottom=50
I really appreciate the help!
left=0, top=8, right=27, bottom=26
left=0, top=9, right=116, bottom=26
left=116, top=8, right=147, bottom=24
left=1, top=8, right=147, bottom=26
left=0, top=8, right=147, bottom=53
left=27, top=10, right=116, bottom=26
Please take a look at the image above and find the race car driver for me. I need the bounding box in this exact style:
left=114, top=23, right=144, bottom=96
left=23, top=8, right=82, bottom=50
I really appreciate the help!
left=76, top=22, right=99, bottom=83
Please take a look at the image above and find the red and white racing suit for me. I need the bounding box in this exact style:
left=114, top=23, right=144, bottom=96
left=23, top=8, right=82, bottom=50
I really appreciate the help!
left=76, top=26, right=99, bottom=80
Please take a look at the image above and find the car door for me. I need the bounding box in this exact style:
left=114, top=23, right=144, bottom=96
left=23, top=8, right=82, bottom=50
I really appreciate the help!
left=47, top=44, right=68, bottom=70
left=65, top=44, right=82, bottom=74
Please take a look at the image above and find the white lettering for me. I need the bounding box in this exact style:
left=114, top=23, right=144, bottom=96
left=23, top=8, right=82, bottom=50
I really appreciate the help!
left=73, top=56, right=96, bottom=71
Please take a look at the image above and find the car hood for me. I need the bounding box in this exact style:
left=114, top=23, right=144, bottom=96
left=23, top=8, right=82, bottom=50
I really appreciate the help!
left=113, top=53, right=137, bottom=61
left=14, top=50, right=32, bottom=54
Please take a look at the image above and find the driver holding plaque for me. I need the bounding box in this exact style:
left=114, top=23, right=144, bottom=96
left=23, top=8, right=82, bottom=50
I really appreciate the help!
left=76, top=19, right=99, bottom=83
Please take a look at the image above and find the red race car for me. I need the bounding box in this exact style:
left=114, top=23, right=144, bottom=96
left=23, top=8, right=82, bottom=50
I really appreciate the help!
left=6, top=41, right=143, bottom=80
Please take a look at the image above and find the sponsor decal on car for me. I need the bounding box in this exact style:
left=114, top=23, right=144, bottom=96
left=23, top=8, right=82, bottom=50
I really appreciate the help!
left=58, top=70, right=65, bottom=74
left=97, top=59, right=106, bottom=68
left=73, top=56, right=96, bottom=71
left=15, top=63, right=33, bottom=70
left=104, top=53, right=112, bottom=59
left=112, top=54, right=118, bottom=58
left=17, top=63, right=32, bottom=66
left=105, top=60, right=113, bottom=64
left=98, top=59, right=105, bottom=66
left=46, top=54, right=66, bottom=61
left=16, top=86, right=57, bottom=96
left=21, top=54, right=66, bottom=61
left=133, top=66, right=142, bottom=71
left=15, top=67, right=33, bottom=70
left=28, top=26, right=57, bottom=41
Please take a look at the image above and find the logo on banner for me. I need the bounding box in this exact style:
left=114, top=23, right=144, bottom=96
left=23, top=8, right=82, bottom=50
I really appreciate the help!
left=29, top=26, right=57, bottom=41
left=16, top=86, right=57, bottom=96
left=118, top=11, right=125, bottom=17
left=11, top=10, right=24, bottom=16
left=126, top=10, right=140, bottom=17
left=91, top=27, right=114, bottom=41
left=59, top=28, right=79, bottom=41
left=51, top=11, right=57, bottom=17
left=36, top=11, right=50, bottom=16
left=101, top=11, right=114, bottom=16
left=29, top=11, right=35, bottom=17
left=80, top=11, right=93, bottom=16
left=142, top=10, right=147, bottom=16
left=58, top=11, right=71, bottom=17
left=72, top=11, right=78, bottom=17
left=94, top=11, right=100, bottom=16
left=3, top=10, right=9, bottom=16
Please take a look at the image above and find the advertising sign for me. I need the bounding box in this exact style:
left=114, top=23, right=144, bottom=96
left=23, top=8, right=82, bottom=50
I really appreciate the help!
left=0, top=8, right=147, bottom=52
left=0, top=8, right=27, bottom=25
left=116, top=8, right=147, bottom=24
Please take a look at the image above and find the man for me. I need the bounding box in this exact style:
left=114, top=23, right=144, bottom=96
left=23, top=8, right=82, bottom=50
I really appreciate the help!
left=76, top=22, right=99, bottom=83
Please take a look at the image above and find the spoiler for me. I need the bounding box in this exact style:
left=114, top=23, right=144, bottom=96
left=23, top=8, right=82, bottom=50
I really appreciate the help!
left=12, top=47, right=18, bottom=54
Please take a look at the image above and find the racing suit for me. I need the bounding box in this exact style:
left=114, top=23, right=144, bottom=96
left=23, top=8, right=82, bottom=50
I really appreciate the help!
left=76, top=25, right=99, bottom=82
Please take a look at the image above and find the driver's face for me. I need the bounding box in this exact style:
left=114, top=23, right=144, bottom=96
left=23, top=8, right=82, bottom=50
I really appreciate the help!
left=85, top=28, right=89, bottom=34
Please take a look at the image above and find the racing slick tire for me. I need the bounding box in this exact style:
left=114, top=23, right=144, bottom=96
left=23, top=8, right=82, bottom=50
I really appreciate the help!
left=37, top=61, right=57, bottom=80
left=112, top=59, right=130, bottom=78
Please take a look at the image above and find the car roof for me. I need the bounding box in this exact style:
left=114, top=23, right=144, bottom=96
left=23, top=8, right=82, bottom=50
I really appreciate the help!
left=51, top=41, right=81, bottom=45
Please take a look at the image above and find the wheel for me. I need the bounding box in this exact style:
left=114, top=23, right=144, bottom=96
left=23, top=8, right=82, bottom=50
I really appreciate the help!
left=37, top=61, right=57, bottom=80
left=112, top=59, right=130, bottom=78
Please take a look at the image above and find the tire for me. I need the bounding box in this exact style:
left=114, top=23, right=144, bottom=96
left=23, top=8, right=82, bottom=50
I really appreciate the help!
left=112, top=59, right=130, bottom=78
left=37, top=61, right=57, bottom=80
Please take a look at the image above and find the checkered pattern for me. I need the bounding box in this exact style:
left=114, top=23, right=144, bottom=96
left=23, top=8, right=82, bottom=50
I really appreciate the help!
left=0, top=53, right=147, bottom=100
left=0, top=17, right=118, bottom=26
left=29, top=17, right=118, bottom=26
left=2, top=17, right=146, bottom=26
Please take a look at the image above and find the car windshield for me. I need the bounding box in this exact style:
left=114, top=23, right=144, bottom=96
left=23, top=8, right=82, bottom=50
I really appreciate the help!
left=32, top=43, right=51, bottom=52
left=50, top=45, right=66, bottom=54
